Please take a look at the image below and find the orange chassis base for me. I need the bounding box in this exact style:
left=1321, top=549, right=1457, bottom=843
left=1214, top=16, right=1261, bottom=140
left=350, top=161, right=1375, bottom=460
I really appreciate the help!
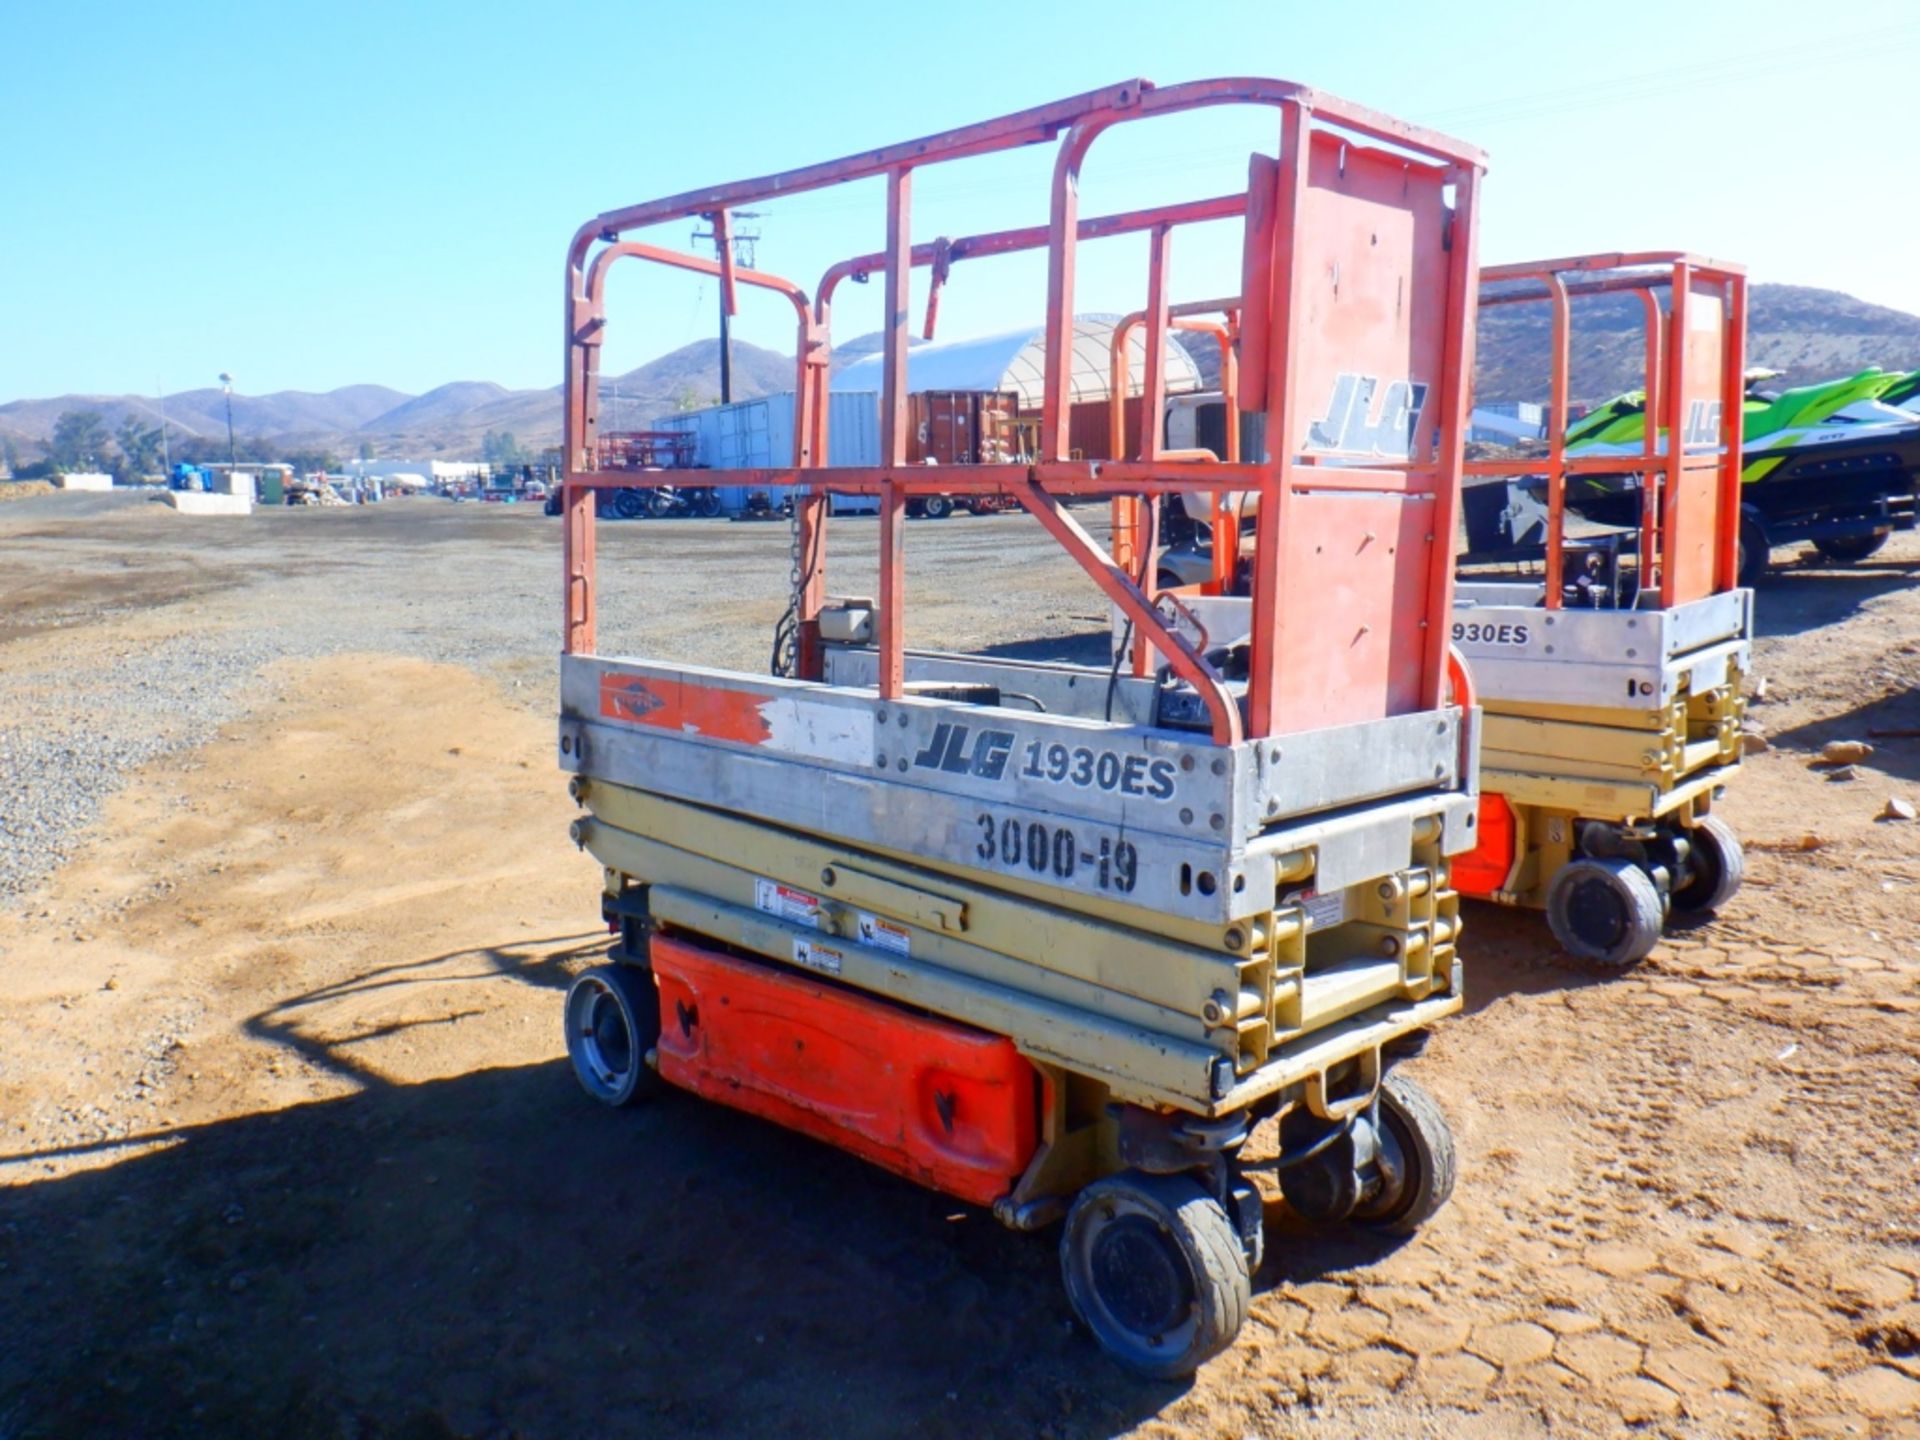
left=649, top=932, right=1040, bottom=1208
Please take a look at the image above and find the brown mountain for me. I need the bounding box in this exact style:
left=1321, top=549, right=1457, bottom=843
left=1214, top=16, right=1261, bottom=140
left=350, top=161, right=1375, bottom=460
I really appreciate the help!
left=0, top=338, right=792, bottom=460
left=1472, top=283, right=1920, bottom=406
left=1171, top=283, right=1920, bottom=408
left=9, top=285, right=1917, bottom=462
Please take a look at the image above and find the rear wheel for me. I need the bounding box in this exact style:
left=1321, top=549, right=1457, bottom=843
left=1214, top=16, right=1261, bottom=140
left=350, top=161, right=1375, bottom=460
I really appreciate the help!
left=611, top=488, right=645, bottom=520
left=564, top=964, right=662, bottom=1106
left=922, top=495, right=954, bottom=519
left=1814, top=531, right=1890, bottom=562
left=1545, top=858, right=1665, bottom=967
left=1060, top=1170, right=1250, bottom=1379
left=1349, top=1072, right=1456, bottom=1236
left=1670, top=815, right=1744, bottom=914
left=692, top=488, right=723, bottom=518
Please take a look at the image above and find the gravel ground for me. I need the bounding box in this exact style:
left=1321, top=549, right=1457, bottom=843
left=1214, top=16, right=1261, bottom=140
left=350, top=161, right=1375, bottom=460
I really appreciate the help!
left=6, top=488, right=1920, bottom=1437
left=0, top=491, right=1106, bottom=908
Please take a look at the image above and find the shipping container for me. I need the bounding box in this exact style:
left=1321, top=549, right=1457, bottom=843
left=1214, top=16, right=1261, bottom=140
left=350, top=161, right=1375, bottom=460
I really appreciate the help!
left=908, top=390, right=1021, bottom=465
left=653, top=391, right=881, bottom=515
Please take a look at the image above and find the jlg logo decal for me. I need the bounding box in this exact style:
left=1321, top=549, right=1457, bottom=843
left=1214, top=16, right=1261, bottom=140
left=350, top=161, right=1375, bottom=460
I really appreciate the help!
left=1305, top=374, right=1430, bottom=458
left=912, top=722, right=1016, bottom=780
left=1683, top=400, right=1722, bottom=447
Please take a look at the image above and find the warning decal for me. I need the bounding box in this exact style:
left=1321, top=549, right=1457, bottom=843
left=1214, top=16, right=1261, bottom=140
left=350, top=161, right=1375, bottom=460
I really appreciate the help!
left=756, top=879, right=821, bottom=928
left=856, top=911, right=911, bottom=957
left=791, top=937, right=844, bottom=976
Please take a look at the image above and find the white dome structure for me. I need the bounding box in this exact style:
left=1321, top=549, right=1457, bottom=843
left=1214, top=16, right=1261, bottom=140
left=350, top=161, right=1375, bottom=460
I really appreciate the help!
left=832, top=314, right=1204, bottom=407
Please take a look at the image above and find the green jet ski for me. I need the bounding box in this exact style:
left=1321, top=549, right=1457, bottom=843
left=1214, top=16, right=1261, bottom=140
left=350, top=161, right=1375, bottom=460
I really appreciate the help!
left=1466, top=369, right=1920, bottom=583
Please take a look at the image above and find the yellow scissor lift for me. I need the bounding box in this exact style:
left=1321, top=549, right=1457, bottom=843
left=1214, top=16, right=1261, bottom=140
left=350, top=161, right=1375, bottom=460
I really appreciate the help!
left=1450, top=254, right=1750, bottom=965
left=552, top=80, right=1487, bottom=1377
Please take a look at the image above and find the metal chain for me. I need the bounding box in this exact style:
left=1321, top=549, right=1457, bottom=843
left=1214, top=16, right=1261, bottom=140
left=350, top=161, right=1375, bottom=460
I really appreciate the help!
left=787, top=492, right=803, bottom=603
left=773, top=491, right=804, bottom=677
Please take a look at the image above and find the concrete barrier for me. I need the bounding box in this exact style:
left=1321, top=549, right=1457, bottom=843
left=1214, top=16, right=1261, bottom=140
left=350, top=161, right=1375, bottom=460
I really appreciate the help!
left=54, top=472, right=114, bottom=491
left=161, top=491, right=253, bottom=516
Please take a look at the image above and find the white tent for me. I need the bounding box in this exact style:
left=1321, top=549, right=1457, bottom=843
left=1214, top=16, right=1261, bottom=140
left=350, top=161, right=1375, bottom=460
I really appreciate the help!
left=832, top=314, right=1204, bottom=407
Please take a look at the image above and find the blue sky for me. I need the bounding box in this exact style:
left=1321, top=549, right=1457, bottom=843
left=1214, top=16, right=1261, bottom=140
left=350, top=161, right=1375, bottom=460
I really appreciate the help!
left=5, top=0, right=1919, bottom=402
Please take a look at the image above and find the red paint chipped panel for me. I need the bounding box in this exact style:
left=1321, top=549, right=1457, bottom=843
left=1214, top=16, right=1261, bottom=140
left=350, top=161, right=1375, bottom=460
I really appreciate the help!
left=598, top=673, right=772, bottom=745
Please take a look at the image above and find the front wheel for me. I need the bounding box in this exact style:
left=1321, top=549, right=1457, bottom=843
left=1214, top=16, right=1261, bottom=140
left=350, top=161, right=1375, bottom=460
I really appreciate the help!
left=1060, top=1170, right=1250, bottom=1379
left=921, top=495, right=954, bottom=519
left=611, top=488, right=646, bottom=521
left=1814, top=531, right=1890, bottom=563
left=1670, top=815, right=1744, bottom=914
left=1545, top=857, right=1665, bottom=967
left=564, top=964, right=663, bottom=1106
left=692, top=488, right=723, bottom=518
left=1349, top=1072, right=1456, bottom=1236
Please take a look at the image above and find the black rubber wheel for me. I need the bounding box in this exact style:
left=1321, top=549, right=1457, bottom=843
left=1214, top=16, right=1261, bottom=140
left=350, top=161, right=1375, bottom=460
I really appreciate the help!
left=1060, top=1170, right=1250, bottom=1379
left=1736, top=508, right=1769, bottom=588
left=1814, top=531, right=1890, bottom=563
left=693, top=489, right=723, bottom=518
left=645, top=489, right=677, bottom=518
left=1545, top=857, right=1665, bottom=967
left=1670, top=815, right=1744, bottom=914
left=922, top=495, right=954, bottom=519
left=1350, top=1072, right=1457, bottom=1236
left=611, top=488, right=645, bottom=521
left=564, top=964, right=662, bottom=1106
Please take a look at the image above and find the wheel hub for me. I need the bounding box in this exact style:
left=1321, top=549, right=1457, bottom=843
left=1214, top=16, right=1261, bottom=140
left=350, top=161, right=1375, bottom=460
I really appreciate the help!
left=1565, top=876, right=1628, bottom=950
left=581, top=988, right=633, bottom=1084
left=1090, top=1214, right=1194, bottom=1337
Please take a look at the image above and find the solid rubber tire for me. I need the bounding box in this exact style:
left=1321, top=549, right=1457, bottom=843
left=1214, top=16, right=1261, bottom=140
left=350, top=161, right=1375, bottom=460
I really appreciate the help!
left=1349, top=1071, right=1457, bottom=1236
left=1061, top=1170, right=1250, bottom=1380
left=1813, top=531, right=1890, bottom=562
left=1545, top=857, right=1665, bottom=967
left=564, top=964, right=662, bottom=1106
left=1670, top=814, right=1744, bottom=914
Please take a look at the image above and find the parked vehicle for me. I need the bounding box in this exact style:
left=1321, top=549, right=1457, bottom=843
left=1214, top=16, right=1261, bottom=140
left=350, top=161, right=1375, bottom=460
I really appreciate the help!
left=1480, top=367, right=1920, bottom=583
left=551, top=76, right=1486, bottom=1379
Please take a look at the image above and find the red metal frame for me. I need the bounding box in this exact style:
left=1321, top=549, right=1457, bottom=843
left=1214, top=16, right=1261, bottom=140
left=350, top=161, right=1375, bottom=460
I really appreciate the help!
left=1106, top=299, right=1243, bottom=595
left=561, top=79, right=1487, bottom=744
left=1469, top=253, right=1748, bottom=607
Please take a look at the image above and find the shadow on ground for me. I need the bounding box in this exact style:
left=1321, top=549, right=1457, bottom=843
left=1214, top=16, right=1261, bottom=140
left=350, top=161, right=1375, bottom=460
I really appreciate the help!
left=1751, top=552, right=1920, bottom=638
left=0, top=928, right=1379, bottom=1440
left=975, top=629, right=1114, bottom=667
left=1774, top=687, right=1920, bottom=785
left=1454, top=901, right=1616, bottom=1015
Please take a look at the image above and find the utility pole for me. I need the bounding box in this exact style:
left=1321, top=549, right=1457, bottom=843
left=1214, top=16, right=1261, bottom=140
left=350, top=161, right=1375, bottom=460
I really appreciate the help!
left=218, top=371, right=236, bottom=465
left=691, top=211, right=761, bottom=405
left=156, top=378, right=171, bottom=475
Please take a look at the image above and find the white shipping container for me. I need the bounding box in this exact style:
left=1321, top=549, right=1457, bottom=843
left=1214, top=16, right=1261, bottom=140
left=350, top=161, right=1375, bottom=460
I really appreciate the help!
left=654, top=392, right=880, bottom=515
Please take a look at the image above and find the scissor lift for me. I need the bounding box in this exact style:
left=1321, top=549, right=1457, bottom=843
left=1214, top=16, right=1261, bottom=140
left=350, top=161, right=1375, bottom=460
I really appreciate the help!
left=553, top=79, right=1486, bottom=1377
left=1450, top=254, right=1750, bottom=965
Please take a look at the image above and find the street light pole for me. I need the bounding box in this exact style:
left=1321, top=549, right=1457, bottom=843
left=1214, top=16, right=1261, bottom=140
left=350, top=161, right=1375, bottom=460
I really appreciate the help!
left=219, top=372, right=236, bottom=465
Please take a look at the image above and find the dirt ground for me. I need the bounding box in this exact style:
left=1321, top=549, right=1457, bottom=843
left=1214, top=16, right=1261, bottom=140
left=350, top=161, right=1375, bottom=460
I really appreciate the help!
left=2, top=496, right=1919, bottom=1439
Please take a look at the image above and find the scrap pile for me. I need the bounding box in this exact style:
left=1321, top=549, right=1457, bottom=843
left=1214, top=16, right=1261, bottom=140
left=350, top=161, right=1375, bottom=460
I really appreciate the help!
left=287, top=474, right=348, bottom=507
